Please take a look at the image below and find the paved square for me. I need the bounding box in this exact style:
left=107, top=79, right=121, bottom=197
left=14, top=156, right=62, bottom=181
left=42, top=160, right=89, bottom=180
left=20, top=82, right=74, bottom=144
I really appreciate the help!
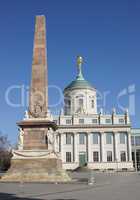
left=0, top=172, right=140, bottom=200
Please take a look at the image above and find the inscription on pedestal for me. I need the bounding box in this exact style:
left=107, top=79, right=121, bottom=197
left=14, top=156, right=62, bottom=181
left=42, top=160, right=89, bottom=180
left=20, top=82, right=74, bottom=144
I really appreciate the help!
left=24, top=129, right=48, bottom=150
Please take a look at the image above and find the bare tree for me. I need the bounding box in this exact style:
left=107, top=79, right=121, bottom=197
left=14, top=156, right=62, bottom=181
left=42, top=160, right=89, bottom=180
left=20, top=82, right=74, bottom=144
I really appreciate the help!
left=0, top=132, right=12, bottom=171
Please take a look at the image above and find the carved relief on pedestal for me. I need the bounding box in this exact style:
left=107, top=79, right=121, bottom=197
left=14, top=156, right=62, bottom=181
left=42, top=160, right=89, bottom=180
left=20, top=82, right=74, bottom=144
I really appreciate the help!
left=29, top=91, right=47, bottom=118
left=18, top=128, right=24, bottom=150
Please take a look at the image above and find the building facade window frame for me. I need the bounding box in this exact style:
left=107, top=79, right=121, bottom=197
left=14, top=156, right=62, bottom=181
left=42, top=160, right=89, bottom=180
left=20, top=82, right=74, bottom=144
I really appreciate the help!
left=64, top=96, right=71, bottom=114
left=135, top=136, right=140, bottom=146
left=92, top=133, right=99, bottom=144
left=120, top=132, right=126, bottom=144
left=66, top=152, right=72, bottom=163
left=120, top=151, right=126, bottom=162
left=66, top=119, right=71, bottom=125
left=106, top=132, right=113, bottom=144
left=93, top=151, right=99, bottom=162
left=107, top=151, right=113, bottom=162
left=66, top=133, right=72, bottom=145
left=79, top=133, right=86, bottom=145
left=92, top=118, right=98, bottom=124
left=119, top=118, right=125, bottom=124
left=91, top=99, right=94, bottom=108
left=79, top=118, right=84, bottom=124
left=79, top=98, right=84, bottom=107
left=105, top=118, right=111, bottom=124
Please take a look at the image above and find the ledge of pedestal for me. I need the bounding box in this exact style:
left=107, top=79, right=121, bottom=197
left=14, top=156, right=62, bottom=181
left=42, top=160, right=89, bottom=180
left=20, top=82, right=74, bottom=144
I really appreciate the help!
left=17, top=119, right=57, bottom=130
left=12, top=149, right=61, bottom=159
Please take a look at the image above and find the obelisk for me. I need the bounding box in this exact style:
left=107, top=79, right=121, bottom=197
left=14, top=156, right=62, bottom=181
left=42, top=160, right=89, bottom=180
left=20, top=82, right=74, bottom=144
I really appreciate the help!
left=1, top=15, right=70, bottom=182
left=29, top=15, right=48, bottom=118
left=17, top=15, right=56, bottom=150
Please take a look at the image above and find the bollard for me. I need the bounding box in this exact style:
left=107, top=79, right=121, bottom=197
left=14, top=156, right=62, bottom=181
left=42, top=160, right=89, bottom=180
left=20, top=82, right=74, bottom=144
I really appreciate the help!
left=88, top=170, right=95, bottom=185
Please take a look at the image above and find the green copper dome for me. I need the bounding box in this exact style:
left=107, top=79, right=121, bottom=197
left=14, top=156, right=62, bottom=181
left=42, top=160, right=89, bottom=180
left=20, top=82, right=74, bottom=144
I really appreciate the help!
left=64, top=56, right=95, bottom=92
left=64, top=76, right=94, bottom=91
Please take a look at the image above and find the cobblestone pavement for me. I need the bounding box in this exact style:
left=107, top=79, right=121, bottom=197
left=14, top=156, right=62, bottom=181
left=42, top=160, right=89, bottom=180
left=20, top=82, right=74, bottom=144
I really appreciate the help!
left=0, top=172, right=140, bottom=200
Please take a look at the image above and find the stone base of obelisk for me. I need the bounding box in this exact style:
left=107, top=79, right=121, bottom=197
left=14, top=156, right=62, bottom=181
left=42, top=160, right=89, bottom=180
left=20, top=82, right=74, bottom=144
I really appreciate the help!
left=1, top=150, right=71, bottom=182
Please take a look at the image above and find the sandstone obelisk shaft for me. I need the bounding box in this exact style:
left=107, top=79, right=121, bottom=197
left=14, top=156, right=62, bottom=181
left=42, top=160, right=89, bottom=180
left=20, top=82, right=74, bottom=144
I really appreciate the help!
left=29, top=15, right=48, bottom=118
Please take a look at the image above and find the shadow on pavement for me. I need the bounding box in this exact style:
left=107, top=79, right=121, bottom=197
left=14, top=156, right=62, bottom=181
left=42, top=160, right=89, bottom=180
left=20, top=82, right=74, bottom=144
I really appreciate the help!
left=0, top=192, right=78, bottom=200
left=0, top=192, right=38, bottom=200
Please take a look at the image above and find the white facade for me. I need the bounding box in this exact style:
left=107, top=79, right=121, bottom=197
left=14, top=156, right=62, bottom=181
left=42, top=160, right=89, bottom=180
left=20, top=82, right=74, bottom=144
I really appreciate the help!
left=53, top=57, right=133, bottom=171
left=54, top=114, right=133, bottom=170
left=64, top=88, right=97, bottom=115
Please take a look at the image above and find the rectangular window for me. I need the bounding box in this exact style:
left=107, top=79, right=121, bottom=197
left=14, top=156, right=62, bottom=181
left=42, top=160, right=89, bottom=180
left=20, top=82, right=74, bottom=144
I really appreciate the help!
left=106, top=119, right=111, bottom=124
left=66, top=133, right=72, bottom=144
left=120, top=133, right=126, bottom=144
left=107, top=151, right=112, bottom=162
left=66, top=152, right=72, bottom=163
left=93, top=151, right=99, bottom=162
left=120, top=151, right=126, bottom=162
left=79, top=119, right=84, bottom=124
left=92, top=119, right=98, bottom=124
left=106, top=133, right=112, bottom=144
left=131, top=136, right=134, bottom=146
left=79, top=133, right=85, bottom=144
left=135, top=136, right=140, bottom=146
left=119, top=118, right=124, bottom=124
left=92, top=133, right=99, bottom=144
left=66, top=119, right=71, bottom=124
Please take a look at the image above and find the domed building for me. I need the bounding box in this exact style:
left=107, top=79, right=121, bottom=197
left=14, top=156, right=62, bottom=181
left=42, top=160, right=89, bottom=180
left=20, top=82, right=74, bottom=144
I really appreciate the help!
left=63, top=56, right=97, bottom=116
left=54, top=56, right=133, bottom=171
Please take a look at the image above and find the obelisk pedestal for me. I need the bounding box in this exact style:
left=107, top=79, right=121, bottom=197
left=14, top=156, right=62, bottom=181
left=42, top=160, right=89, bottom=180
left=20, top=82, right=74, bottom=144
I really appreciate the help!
left=2, top=15, right=70, bottom=182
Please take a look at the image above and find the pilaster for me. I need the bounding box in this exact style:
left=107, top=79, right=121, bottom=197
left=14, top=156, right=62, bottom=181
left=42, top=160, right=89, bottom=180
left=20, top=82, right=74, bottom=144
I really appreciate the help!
left=87, top=133, right=92, bottom=162
left=74, top=133, right=79, bottom=163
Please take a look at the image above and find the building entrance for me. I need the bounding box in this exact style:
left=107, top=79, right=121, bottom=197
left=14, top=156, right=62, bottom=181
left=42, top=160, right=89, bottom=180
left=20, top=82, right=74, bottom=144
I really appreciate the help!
left=79, top=152, right=87, bottom=167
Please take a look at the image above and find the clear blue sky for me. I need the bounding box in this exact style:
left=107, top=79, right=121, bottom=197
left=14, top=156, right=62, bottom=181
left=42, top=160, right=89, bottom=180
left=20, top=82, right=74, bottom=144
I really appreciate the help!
left=0, top=0, right=140, bottom=144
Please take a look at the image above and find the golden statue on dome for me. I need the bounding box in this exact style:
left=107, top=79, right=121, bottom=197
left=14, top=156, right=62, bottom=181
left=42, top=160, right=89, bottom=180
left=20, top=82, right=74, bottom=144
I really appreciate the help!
left=76, top=56, right=84, bottom=80
left=77, top=56, right=83, bottom=66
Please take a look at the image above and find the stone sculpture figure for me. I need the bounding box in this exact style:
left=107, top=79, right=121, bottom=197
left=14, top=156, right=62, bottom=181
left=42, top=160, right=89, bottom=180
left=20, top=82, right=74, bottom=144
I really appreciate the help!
left=18, top=128, right=24, bottom=150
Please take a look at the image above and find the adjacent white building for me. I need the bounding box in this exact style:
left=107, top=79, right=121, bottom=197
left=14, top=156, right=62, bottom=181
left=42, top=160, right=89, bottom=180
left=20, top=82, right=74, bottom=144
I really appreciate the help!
left=53, top=56, right=133, bottom=171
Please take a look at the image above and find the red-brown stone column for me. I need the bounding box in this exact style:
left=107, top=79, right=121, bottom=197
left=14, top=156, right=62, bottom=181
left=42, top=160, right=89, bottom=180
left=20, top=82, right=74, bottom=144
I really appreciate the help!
left=29, top=15, right=48, bottom=118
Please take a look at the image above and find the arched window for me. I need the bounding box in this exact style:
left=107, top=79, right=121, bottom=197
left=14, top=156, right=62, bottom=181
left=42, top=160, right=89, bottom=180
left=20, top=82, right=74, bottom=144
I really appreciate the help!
left=92, top=133, right=99, bottom=144
left=120, top=132, right=126, bottom=144
left=79, top=98, right=83, bottom=107
left=91, top=99, right=94, bottom=108
left=64, top=96, right=71, bottom=114
left=106, top=132, right=113, bottom=144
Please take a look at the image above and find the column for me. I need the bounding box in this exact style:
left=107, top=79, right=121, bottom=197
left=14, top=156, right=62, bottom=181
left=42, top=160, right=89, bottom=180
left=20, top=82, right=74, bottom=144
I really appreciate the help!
left=72, top=133, right=75, bottom=162
left=127, top=132, right=132, bottom=161
left=113, top=132, right=116, bottom=161
left=59, top=133, right=61, bottom=153
left=60, top=133, right=64, bottom=162
left=101, top=132, right=106, bottom=162
left=100, top=133, right=102, bottom=162
left=114, top=132, right=119, bottom=162
left=74, top=133, right=78, bottom=163
left=88, top=133, right=92, bottom=163
left=134, top=135, right=137, bottom=171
